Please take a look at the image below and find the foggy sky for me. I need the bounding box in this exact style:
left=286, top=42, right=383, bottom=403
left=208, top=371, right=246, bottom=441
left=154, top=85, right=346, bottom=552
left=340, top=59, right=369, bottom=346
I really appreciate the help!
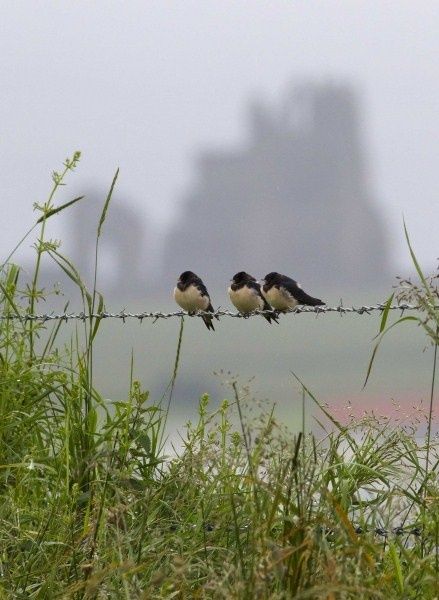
left=1, top=2, right=438, bottom=276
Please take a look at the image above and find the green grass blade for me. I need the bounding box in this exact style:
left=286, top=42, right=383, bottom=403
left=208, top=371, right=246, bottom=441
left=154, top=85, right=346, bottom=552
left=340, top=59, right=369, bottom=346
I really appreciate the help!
left=36, top=195, right=85, bottom=223
left=47, top=249, right=88, bottom=297
left=403, top=219, right=435, bottom=303
left=378, top=293, right=395, bottom=335
left=364, top=315, right=419, bottom=387
left=91, top=293, right=104, bottom=341
left=291, top=371, right=355, bottom=445
left=97, top=168, right=119, bottom=238
left=388, top=541, right=404, bottom=594
left=0, top=279, right=22, bottom=318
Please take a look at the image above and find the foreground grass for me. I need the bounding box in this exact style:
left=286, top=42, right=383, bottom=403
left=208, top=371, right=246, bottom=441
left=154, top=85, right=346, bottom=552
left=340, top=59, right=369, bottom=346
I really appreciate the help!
left=1, top=342, right=438, bottom=599
left=0, top=155, right=438, bottom=598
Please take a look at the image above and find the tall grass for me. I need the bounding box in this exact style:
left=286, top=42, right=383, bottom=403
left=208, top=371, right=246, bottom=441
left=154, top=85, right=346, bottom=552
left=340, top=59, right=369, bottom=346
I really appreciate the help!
left=0, top=155, right=438, bottom=598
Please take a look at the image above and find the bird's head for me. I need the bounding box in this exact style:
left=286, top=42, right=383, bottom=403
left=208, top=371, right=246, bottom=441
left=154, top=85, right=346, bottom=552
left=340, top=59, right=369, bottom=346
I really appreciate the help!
left=178, top=271, right=197, bottom=284
left=261, top=272, right=281, bottom=286
left=231, top=271, right=255, bottom=284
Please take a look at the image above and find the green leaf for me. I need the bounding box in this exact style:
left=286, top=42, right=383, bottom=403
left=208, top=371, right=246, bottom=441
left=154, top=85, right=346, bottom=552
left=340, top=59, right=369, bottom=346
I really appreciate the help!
left=36, top=196, right=84, bottom=223
left=47, top=249, right=88, bottom=298
left=91, top=292, right=104, bottom=341
left=6, top=264, right=20, bottom=288
left=0, top=279, right=21, bottom=318
left=403, top=219, right=435, bottom=304
left=378, top=293, right=394, bottom=335
left=86, top=406, right=98, bottom=434
left=98, top=168, right=119, bottom=238
left=137, top=433, right=151, bottom=455
left=388, top=541, right=404, bottom=594
left=364, top=315, right=419, bottom=388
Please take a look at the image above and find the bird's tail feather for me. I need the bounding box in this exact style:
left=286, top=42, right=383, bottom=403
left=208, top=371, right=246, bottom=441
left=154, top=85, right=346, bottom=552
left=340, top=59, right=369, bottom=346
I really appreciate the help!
left=262, top=299, right=279, bottom=324
left=207, top=302, right=220, bottom=321
left=202, top=314, right=215, bottom=331
left=263, top=311, right=279, bottom=324
left=300, top=294, right=325, bottom=306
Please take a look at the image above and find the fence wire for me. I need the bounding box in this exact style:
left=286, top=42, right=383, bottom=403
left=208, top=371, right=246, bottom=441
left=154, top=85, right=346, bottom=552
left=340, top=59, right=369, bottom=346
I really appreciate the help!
left=0, top=303, right=434, bottom=323
left=171, top=521, right=423, bottom=540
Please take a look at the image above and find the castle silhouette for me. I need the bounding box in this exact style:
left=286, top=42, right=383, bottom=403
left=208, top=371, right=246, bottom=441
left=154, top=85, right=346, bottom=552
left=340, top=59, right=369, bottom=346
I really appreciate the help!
left=163, top=82, right=391, bottom=291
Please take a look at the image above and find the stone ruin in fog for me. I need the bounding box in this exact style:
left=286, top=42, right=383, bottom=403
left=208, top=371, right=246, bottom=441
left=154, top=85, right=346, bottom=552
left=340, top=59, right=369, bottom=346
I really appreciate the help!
left=163, top=83, right=391, bottom=291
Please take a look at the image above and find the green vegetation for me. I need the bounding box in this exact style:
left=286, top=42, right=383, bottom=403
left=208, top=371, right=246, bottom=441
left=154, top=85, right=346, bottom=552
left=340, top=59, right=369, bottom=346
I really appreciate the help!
left=0, top=154, right=438, bottom=598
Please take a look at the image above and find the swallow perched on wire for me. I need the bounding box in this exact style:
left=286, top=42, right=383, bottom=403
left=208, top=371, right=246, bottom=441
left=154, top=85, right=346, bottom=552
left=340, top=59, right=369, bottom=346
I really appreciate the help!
left=261, top=272, right=325, bottom=311
left=174, top=271, right=217, bottom=330
left=228, top=271, right=278, bottom=324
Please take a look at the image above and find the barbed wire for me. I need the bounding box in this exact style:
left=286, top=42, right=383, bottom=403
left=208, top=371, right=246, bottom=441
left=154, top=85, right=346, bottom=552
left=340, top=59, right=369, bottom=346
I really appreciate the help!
left=0, top=302, right=435, bottom=323
left=170, top=520, right=423, bottom=540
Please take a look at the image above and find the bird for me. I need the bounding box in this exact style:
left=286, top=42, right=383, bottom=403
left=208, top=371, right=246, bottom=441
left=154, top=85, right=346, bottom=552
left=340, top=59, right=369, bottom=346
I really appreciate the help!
left=228, top=271, right=278, bottom=324
left=174, top=271, right=217, bottom=330
left=260, top=272, right=325, bottom=311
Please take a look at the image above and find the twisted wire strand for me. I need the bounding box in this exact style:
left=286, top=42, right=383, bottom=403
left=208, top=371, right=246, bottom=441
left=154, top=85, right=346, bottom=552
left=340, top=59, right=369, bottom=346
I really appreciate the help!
left=0, top=303, right=434, bottom=323
left=169, top=521, right=423, bottom=539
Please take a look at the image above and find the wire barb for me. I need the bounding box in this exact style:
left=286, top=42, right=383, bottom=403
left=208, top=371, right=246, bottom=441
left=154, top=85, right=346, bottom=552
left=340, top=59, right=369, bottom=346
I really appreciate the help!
left=0, top=303, right=435, bottom=323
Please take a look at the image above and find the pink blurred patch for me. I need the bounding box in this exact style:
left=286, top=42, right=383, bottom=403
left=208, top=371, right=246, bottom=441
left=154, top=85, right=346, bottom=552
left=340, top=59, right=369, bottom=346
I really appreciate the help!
left=324, top=391, right=438, bottom=429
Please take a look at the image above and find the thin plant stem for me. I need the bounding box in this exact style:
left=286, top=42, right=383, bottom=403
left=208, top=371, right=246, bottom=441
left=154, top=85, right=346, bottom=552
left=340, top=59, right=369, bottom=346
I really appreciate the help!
left=421, top=326, right=439, bottom=559
left=28, top=154, right=80, bottom=357
left=425, top=326, right=438, bottom=474
left=158, top=316, right=185, bottom=449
